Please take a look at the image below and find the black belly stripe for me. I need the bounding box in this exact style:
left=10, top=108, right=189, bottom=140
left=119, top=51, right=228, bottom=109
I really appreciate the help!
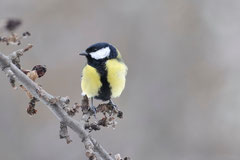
left=88, top=59, right=111, bottom=101
left=95, top=73, right=111, bottom=101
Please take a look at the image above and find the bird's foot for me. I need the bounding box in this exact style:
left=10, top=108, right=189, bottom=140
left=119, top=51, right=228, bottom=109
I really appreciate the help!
left=108, top=101, right=118, bottom=112
left=89, top=105, right=97, bottom=118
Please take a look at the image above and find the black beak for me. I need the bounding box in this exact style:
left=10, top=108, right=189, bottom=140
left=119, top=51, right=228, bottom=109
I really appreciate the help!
left=79, top=51, right=88, bottom=56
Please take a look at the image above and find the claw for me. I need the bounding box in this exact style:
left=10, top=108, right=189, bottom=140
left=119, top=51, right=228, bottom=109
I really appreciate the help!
left=112, top=104, right=118, bottom=111
left=89, top=105, right=97, bottom=118
left=108, top=99, right=118, bottom=111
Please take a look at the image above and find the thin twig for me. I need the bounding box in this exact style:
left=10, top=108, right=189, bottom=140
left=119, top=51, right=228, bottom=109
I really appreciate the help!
left=0, top=52, right=114, bottom=160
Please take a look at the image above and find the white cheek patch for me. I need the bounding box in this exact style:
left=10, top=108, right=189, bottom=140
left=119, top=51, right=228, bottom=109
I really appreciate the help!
left=90, top=47, right=110, bottom=60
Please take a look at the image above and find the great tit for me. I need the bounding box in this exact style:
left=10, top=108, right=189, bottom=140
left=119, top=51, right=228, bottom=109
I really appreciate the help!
left=79, top=42, right=128, bottom=114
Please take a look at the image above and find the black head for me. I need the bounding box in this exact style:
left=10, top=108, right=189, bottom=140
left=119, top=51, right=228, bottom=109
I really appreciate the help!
left=32, top=65, right=47, bottom=78
left=79, top=42, right=118, bottom=60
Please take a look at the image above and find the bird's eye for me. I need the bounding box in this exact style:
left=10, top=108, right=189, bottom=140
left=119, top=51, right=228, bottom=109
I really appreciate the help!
left=93, top=48, right=97, bottom=52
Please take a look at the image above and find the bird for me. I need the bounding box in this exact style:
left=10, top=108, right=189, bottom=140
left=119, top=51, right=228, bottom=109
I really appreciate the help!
left=79, top=42, right=128, bottom=114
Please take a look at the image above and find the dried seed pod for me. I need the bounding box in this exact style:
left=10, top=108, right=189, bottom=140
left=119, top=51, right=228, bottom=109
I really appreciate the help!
left=5, top=19, right=22, bottom=31
left=32, top=65, right=47, bottom=78
left=117, top=111, right=123, bottom=119
left=22, top=31, right=31, bottom=37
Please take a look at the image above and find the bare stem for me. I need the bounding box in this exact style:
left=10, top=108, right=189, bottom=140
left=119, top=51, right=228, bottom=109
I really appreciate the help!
left=0, top=52, right=114, bottom=160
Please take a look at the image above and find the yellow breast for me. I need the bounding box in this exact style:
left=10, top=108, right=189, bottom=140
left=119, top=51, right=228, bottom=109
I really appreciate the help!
left=81, top=65, right=102, bottom=98
left=106, top=59, right=128, bottom=98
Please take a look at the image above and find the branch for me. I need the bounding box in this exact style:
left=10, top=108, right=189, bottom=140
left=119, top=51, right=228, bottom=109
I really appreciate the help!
left=0, top=52, right=114, bottom=160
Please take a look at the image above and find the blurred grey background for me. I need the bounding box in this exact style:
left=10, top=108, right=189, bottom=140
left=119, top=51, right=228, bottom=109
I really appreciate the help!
left=1, top=0, right=240, bottom=160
